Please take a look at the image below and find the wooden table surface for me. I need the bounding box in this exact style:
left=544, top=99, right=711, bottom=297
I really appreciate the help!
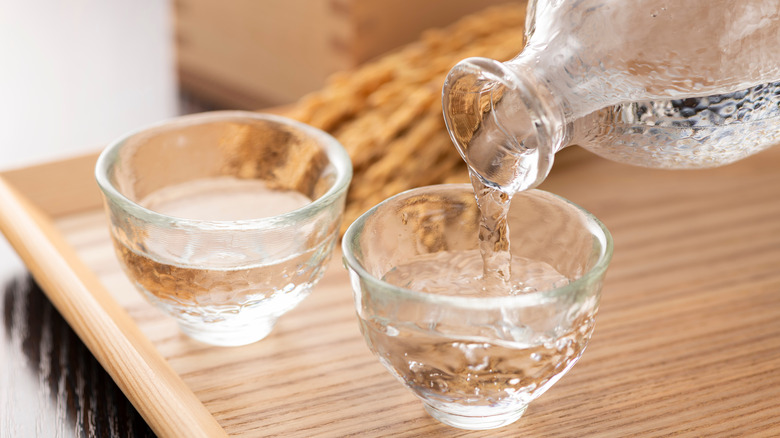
left=1, top=145, right=780, bottom=436
left=535, top=146, right=780, bottom=436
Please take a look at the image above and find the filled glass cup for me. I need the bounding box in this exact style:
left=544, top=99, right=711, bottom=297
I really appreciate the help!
left=96, top=111, right=352, bottom=346
left=342, top=184, right=612, bottom=430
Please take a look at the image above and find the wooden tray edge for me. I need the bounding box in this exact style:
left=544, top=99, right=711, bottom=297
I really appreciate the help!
left=0, top=172, right=227, bottom=438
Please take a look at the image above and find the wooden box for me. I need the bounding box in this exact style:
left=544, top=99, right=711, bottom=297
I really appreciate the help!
left=175, top=0, right=515, bottom=108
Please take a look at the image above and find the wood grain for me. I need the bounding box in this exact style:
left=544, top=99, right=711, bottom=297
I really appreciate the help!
left=0, top=176, right=227, bottom=438
left=1, top=275, right=156, bottom=437
left=2, top=145, right=780, bottom=436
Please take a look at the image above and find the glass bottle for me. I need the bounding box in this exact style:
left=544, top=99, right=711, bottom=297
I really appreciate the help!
left=442, top=0, right=780, bottom=194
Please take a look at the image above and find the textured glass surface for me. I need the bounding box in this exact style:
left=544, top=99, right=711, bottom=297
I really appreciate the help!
left=343, top=185, right=611, bottom=430
left=96, top=111, right=351, bottom=346
left=443, top=0, right=780, bottom=192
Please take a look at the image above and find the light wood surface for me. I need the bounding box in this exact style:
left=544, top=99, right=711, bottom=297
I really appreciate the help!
left=2, top=145, right=780, bottom=436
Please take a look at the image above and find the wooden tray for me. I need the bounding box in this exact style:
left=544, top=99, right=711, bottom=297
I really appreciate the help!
left=1, top=146, right=779, bottom=437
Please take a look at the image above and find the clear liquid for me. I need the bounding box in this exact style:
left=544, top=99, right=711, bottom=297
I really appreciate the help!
left=382, top=174, right=564, bottom=295
left=383, top=250, right=568, bottom=297
left=115, top=240, right=330, bottom=324
left=361, top=315, right=593, bottom=414
left=471, top=175, right=513, bottom=287
left=113, top=177, right=334, bottom=344
left=140, top=176, right=311, bottom=220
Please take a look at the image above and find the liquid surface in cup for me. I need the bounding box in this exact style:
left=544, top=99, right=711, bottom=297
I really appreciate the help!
left=140, top=176, right=311, bottom=221
left=114, top=176, right=331, bottom=343
left=114, top=240, right=328, bottom=322
left=383, top=249, right=568, bottom=297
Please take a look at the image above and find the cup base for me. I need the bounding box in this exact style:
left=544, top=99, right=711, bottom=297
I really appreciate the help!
left=177, top=318, right=276, bottom=347
left=423, top=403, right=527, bottom=430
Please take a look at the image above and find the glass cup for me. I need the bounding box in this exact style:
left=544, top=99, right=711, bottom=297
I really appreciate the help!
left=342, top=184, right=612, bottom=430
left=96, top=111, right=352, bottom=346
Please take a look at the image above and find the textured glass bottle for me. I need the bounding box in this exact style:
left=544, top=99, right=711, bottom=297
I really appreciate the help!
left=443, top=0, right=780, bottom=193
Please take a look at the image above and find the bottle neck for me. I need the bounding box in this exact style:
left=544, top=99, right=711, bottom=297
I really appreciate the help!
left=442, top=56, right=568, bottom=193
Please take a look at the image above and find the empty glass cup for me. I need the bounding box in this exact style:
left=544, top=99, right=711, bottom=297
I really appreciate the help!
left=342, top=184, right=612, bottom=430
left=96, top=111, right=352, bottom=346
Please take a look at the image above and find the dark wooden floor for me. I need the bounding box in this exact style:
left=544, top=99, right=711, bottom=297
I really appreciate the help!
left=1, top=275, right=156, bottom=437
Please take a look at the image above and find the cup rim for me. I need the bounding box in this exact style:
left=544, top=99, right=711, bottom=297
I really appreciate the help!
left=342, top=184, right=613, bottom=309
left=95, top=111, right=352, bottom=231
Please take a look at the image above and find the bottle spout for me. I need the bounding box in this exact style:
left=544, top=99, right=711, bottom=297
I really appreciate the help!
left=442, top=57, right=564, bottom=194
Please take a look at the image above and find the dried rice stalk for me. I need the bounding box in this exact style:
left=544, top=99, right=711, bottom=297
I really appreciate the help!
left=286, top=2, right=528, bottom=232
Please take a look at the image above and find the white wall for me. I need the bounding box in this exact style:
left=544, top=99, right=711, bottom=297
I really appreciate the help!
left=0, top=0, right=178, bottom=279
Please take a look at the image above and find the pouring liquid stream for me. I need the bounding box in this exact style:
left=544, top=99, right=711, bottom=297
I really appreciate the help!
left=382, top=141, right=569, bottom=297
left=469, top=168, right=567, bottom=295
left=471, top=174, right=513, bottom=289
left=465, top=95, right=562, bottom=295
